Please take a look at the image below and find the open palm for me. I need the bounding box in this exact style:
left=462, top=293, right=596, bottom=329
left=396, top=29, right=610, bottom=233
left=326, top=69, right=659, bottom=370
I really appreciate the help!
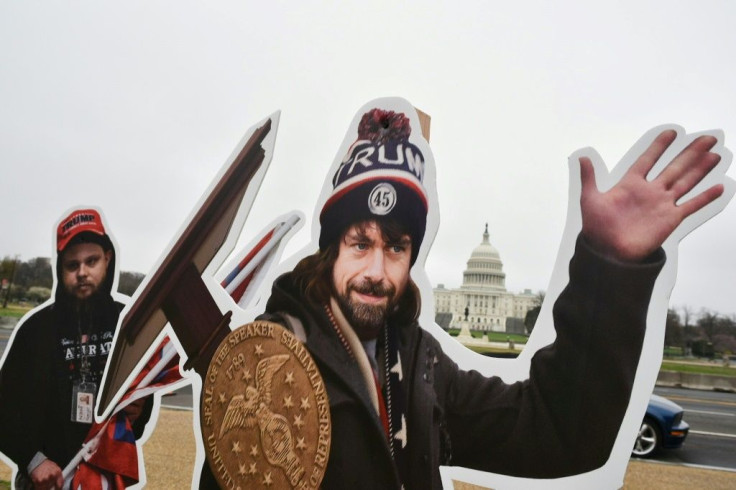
left=580, top=130, right=724, bottom=262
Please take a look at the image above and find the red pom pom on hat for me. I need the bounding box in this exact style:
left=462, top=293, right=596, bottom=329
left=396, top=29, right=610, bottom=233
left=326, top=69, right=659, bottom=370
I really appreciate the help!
left=357, top=109, right=411, bottom=145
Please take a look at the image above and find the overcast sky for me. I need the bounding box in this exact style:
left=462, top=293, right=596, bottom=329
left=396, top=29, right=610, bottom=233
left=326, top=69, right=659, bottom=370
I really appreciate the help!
left=1, top=1, right=735, bottom=317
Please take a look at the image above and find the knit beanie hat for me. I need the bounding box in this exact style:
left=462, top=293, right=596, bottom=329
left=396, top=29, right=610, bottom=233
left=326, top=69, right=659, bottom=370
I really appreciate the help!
left=319, top=108, right=428, bottom=264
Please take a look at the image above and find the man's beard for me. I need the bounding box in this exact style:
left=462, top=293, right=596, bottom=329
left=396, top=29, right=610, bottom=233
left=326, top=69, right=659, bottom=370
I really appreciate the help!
left=65, top=282, right=105, bottom=311
left=335, top=278, right=397, bottom=340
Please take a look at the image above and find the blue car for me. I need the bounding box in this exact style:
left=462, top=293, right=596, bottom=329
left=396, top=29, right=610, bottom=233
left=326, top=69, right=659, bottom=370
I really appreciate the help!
left=632, top=394, right=690, bottom=457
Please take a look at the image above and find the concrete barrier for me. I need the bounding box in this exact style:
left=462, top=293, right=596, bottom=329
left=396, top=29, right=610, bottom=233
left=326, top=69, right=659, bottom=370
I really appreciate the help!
left=657, top=370, right=736, bottom=393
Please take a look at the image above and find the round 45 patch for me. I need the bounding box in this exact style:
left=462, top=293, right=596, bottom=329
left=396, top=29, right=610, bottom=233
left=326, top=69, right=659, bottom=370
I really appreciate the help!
left=368, top=182, right=397, bottom=216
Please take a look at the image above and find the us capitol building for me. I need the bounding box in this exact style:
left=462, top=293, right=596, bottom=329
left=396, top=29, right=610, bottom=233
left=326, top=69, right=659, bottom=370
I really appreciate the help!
left=433, top=224, right=538, bottom=334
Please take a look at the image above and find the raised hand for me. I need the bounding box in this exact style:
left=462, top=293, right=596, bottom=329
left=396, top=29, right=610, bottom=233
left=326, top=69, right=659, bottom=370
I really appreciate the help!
left=580, top=130, right=725, bottom=262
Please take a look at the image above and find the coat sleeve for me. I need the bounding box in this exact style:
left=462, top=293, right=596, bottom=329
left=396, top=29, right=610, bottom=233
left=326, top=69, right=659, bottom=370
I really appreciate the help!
left=443, top=235, right=664, bottom=478
left=0, top=313, right=52, bottom=471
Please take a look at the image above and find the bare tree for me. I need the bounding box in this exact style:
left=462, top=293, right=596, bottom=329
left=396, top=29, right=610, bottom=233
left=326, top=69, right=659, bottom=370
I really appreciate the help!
left=665, top=308, right=684, bottom=349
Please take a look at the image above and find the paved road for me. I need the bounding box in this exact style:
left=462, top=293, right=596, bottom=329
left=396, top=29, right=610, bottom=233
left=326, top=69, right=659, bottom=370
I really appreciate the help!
left=161, top=383, right=194, bottom=409
left=644, top=386, right=736, bottom=470
left=1, top=329, right=734, bottom=469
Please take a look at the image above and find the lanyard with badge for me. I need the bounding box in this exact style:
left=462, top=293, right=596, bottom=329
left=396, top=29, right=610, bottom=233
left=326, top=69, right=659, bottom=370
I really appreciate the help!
left=71, top=326, right=96, bottom=424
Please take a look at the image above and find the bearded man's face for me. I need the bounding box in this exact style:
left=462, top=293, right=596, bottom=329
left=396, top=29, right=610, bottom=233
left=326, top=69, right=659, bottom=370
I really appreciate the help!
left=332, top=222, right=411, bottom=340
left=60, top=242, right=111, bottom=301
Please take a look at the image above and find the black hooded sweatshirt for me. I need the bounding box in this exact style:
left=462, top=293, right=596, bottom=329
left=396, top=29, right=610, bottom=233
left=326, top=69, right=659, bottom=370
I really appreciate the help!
left=0, top=238, right=150, bottom=478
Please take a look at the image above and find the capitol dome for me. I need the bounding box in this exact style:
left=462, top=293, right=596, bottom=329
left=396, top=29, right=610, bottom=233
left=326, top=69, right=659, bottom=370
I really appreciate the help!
left=470, top=226, right=501, bottom=260
left=433, top=224, right=536, bottom=333
left=462, top=224, right=506, bottom=291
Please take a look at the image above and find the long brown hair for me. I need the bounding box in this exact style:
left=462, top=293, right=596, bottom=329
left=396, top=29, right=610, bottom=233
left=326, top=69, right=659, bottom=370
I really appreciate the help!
left=291, top=219, right=421, bottom=325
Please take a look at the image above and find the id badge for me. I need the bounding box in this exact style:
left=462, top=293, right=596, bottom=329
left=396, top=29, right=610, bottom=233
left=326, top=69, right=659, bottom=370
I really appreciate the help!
left=71, top=380, right=96, bottom=424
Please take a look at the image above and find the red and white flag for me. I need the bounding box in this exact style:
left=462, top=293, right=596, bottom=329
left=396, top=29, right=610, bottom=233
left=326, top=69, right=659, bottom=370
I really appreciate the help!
left=65, top=214, right=299, bottom=488
left=66, top=338, right=181, bottom=490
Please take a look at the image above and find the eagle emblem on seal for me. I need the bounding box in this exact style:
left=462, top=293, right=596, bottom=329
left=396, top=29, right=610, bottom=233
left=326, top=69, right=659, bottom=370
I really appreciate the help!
left=219, top=354, right=306, bottom=485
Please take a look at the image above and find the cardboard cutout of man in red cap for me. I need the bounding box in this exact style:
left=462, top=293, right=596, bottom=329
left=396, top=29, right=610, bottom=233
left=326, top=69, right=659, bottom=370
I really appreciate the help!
left=0, top=207, right=151, bottom=490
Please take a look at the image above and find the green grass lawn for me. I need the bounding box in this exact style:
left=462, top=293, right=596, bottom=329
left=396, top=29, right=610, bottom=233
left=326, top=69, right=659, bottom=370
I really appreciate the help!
left=664, top=346, right=684, bottom=357
left=466, top=345, right=521, bottom=356
left=485, top=332, right=528, bottom=343
left=461, top=342, right=736, bottom=378
left=0, top=304, right=32, bottom=318
left=448, top=329, right=529, bottom=344
left=661, top=361, right=736, bottom=377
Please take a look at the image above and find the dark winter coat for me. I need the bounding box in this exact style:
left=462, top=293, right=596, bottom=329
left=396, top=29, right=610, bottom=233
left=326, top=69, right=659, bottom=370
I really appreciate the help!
left=0, top=245, right=151, bottom=480
left=259, top=237, right=665, bottom=489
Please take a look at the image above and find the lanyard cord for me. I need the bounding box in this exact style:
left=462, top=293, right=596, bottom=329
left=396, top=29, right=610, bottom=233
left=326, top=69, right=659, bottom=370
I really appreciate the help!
left=76, top=314, right=91, bottom=382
